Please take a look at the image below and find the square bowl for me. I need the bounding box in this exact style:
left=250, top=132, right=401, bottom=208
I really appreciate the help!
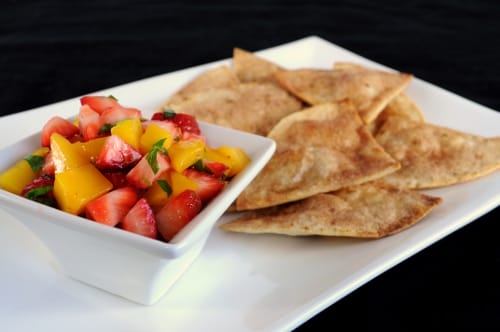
left=0, top=119, right=275, bottom=305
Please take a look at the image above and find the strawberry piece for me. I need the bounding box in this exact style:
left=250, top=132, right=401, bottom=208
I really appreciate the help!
left=170, top=113, right=201, bottom=135
left=126, top=152, right=170, bottom=189
left=96, top=135, right=142, bottom=170
left=99, top=106, right=142, bottom=128
left=40, top=150, right=55, bottom=176
left=183, top=169, right=225, bottom=203
left=85, top=186, right=138, bottom=227
left=80, top=95, right=120, bottom=115
left=150, top=111, right=201, bottom=135
left=41, top=116, right=79, bottom=147
left=122, top=198, right=158, bottom=239
left=200, top=160, right=229, bottom=178
left=78, top=104, right=101, bottom=141
left=155, top=190, right=202, bottom=241
left=21, top=175, right=56, bottom=207
left=102, top=170, right=129, bottom=188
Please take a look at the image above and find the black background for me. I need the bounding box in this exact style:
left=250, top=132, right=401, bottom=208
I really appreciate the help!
left=1, top=1, right=499, bottom=330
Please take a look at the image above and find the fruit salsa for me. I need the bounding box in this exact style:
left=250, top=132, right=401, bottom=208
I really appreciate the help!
left=0, top=95, right=250, bottom=242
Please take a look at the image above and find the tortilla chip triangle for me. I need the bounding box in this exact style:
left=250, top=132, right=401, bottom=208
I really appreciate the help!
left=222, top=181, right=442, bottom=238
left=235, top=101, right=400, bottom=210
left=161, top=82, right=303, bottom=136
left=274, top=65, right=413, bottom=124
left=374, top=115, right=500, bottom=188
left=232, top=47, right=284, bottom=84
left=159, top=65, right=240, bottom=107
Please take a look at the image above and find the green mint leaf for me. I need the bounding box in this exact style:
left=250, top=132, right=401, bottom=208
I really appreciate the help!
left=99, top=123, right=114, bottom=134
left=24, top=155, right=45, bottom=172
left=25, top=186, right=52, bottom=200
left=146, top=138, right=167, bottom=174
left=157, top=179, right=172, bottom=196
left=162, top=109, right=176, bottom=119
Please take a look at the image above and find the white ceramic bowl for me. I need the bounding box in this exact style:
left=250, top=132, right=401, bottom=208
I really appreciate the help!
left=0, top=121, right=275, bottom=305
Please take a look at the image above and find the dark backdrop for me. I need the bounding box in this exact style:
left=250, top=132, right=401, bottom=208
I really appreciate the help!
left=1, top=1, right=499, bottom=330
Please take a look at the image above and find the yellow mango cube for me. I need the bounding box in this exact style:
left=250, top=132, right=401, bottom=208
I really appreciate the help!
left=54, top=163, right=113, bottom=215
left=169, top=139, right=205, bottom=173
left=169, top=171, right=198, bottom=198
left=216, top=146, right=251, bottom=177
left=0, top=147, right=50, bottom=195
left=111, top=118, right=143, bottom=150
left=73, top=136, right=107, bottom=163
left=50, top=133, right=88, bottom=173
left=139, top=123, right=174, bottom=154
left=143, top=173, right=172, bottom=211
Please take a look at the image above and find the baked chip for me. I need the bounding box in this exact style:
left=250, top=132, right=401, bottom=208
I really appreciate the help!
left=375, top=115, right=500, bottom=188
left=162, top=82, right=303, bottom=136
left=232, top=47, right=284, bottom=84
left=159, top=65, right=240, bottom=107
left=222, top=181, right=442, bottom=238
left=235, top=101, right=400, bottom=210
left=274, top=66, right=413, bottom=124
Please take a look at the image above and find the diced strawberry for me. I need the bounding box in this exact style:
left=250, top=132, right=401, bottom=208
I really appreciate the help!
left=99, top=106, right=142, bottom=128
left=200, top=160, right=229, bottom=178
left=102, top=170, right=129, bottom=188
left=121, top=198, right=158, bottom=239
left=150, top=111, right=200, bottom=135
left=80, top=95, right=120, bottom=115
left=95, top=135, right=142, bottom=170
left=21, top=174, right=56, bottom=207
left=170, top=113, right=201, bottom=135
left=78, top=104, right=102, bottom=141
left=126, top=152, right=170, bottom=189
left=155, top=190, right=202, bottom=241
left=41, top=116, right=79, bottom=147
left=183, top=169, right=225, bottom=203
left=40, top=150, right=55, bottom=176
left=85, top=186, right=138, bottom=227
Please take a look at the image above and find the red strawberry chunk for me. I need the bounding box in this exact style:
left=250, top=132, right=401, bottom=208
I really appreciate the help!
left=183, top=169, right=225, bottom=203
left=85, top=186, right=138, bottom=227
left=41, top=116, right=79, bottom=147
left=150, top=111, right=201, bottom=135
left=96, top=135, right=142, bottom=170
left=78, top=104, right=101, bottom=141
left=99, top=106, right=141, bottom=127
left=170, top=113, right=201, bottom=135
left=201, top=160, right=229, bottom=178
left=80, top=95, right=120, bottom=114
left=155, top=190, right=202, bottom=241
left=126, top=152, right=170, bottom=189
left=122, top=198, right=158, bottom=239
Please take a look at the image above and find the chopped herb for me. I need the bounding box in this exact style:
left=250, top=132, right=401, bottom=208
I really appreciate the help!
left=107, top=95, right=118, bottom=101
left=162, top=109, right=176, bottom=119
left=24, top=154, right=45, bottom=172
left=99, top=123, right=115, bottom=135
left=146, top=138, right=168, bottom=174
left=194, top=159, right=206, bottom=172
left=25, top=185, right=52, bottom=200
left=157, top=179, right=172, bottom=196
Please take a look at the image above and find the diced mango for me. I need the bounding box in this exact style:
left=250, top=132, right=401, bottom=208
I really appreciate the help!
left=139, top=123, right=174, bottom=154
left=50, top=133, right=88, bottom=173
left=73, top=136, right=107, bottom=163
left=169, top=170, right=198, bottom=198
left=168, top=139, right=205, bottom=173
left=143, top=173, right=172, bottom=212
left=111, top=118, right=143, bottom=150
left=216, top=146, right=251, bottom=177
left=0, top=147, right=50, bottom=195
left=54, top=163, right=113, bottom=215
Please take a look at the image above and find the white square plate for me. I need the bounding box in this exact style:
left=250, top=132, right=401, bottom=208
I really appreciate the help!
left=1, top=36, right=499, bottom=331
